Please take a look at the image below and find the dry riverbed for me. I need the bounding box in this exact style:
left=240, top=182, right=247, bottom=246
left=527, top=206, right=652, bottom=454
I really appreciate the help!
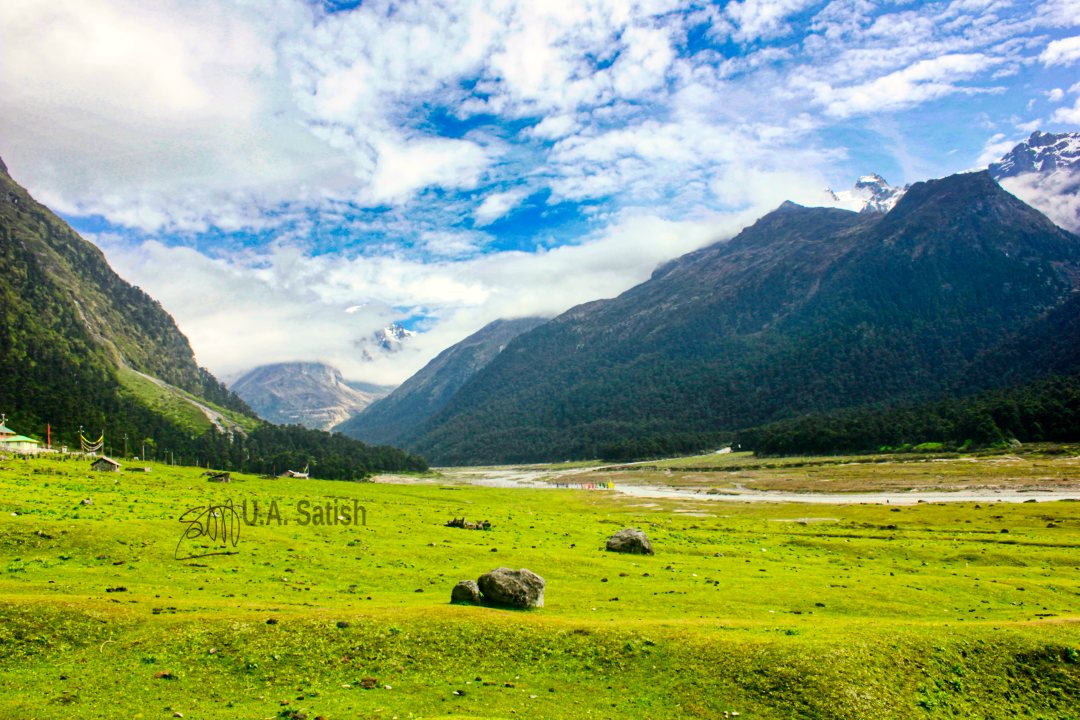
left=403, top=446, right=1080, bottom=505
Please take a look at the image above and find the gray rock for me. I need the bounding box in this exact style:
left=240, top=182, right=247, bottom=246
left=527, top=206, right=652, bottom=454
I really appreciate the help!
left=451, top=579, right=481, bottom=604
left=477, top=567, right=545, bottom=608
left=606, top=528, right=654, bottom=555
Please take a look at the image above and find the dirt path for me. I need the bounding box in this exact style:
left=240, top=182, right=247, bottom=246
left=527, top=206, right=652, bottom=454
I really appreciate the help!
left=131, top=370, right=244, bottom=434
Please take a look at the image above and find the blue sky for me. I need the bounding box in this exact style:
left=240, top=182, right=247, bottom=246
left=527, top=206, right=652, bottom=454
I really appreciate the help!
left=1, top=0, right=1079, bottom=383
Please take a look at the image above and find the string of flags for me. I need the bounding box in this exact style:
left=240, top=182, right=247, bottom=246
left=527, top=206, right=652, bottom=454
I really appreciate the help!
left=79, top=432, right=104, bottom=454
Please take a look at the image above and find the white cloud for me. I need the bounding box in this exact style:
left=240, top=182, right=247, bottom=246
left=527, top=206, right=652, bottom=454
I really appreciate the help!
left=1048, top=87, right=1066, bottom=102
left=999, top=172, right=1080, bottom=233
left=417, top=230, right=490, bottom=258
left=812, top=54, right=998, bottom=118
left=725, top=0, right=818, bottom=42
left=474, top=189, right=528, bottom=226
left=0, top=0, right=352, bottom=231
left=976, top=132, right=1019, bottom=167
left=1040, top=35, right=1080, bottom=65
left=1037, top=0, right=1080, bottom=27
left=1051, top=97, right=1080, bottom=123
left=528, top=114, right=580, bottom=139
left=367, top=136, right=490, bottom=205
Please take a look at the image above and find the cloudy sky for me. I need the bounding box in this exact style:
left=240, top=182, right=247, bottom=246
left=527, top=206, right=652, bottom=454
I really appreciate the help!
left=2, top=0, right=1079, bottom=384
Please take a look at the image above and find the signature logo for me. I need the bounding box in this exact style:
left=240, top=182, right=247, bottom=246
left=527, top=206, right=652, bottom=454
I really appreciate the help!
left=174, top=500, right=242, bottom=560
left=173, top=498, right=366, bottom=560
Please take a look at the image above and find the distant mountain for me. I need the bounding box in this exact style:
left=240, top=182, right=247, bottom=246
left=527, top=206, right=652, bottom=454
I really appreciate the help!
left=826, top=174, right=907, bottom=213
left=990, top=130, right=1080, bottom=233
left=404, top=171, right=1080, bottom=465
left=230, top=362, right=393, bottom=430
left=0, top=154, right=426, bottom=477
left=336, top=317, right=547, bottom=445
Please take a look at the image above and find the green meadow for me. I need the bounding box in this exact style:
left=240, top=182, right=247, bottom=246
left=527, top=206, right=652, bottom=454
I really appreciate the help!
left=1, top=454, right=1078, bottom=719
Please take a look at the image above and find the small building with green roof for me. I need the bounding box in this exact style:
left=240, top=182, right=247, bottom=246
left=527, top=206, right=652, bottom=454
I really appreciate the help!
left=0, top=434, right=42, bottom=453
left=0, top=415, right=43, bottom=453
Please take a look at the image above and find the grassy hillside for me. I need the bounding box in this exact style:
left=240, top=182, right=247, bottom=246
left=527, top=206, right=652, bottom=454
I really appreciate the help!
left=1, top=455, right=1077, bottom=718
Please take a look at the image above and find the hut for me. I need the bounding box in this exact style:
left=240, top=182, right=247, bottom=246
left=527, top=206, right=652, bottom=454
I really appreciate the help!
left=91, top=457, right=122, bottom=472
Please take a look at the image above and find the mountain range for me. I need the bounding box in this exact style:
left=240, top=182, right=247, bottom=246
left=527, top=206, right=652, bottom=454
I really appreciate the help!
left=371, top=169, right=1080, bottom=464
left=6, top=128, right=1079, bottom=470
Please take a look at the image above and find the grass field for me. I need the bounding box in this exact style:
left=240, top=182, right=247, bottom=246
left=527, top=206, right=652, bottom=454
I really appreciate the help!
left=1, top=452, right=1078, bottom=718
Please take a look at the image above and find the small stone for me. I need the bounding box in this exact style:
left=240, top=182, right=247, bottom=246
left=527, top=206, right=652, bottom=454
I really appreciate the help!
left=606, top=528, right=653, bottom=555
left=451, top=579, right=482, bottom=605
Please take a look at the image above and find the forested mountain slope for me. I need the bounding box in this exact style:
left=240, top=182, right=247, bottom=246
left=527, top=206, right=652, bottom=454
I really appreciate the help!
left=406, top=172, right=1080, bottom=464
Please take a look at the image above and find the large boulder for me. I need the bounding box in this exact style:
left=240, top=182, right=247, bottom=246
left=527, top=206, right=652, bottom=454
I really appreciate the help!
left=477, top=567, right=545, bottom=608
left=606, top=528, right=654, bottom=555
left=450, top=579, right=481, bottom=604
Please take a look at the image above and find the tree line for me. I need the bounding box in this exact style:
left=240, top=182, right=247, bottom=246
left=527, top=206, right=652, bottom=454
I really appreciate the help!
left=735, top=374, right=1080, bottom=456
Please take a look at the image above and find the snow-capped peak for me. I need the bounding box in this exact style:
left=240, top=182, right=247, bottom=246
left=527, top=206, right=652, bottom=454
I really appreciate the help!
left=373, top=323, right=415, bottom=351
left=358, top=323, right=416, bottom=363
left=826, top=174, right=908, bottom=214
left=989, top=130, right=1080, bottom=179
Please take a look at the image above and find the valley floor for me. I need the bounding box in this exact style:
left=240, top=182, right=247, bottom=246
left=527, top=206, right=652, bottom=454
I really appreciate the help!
left=0, top=450, right=1077, bottom=718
